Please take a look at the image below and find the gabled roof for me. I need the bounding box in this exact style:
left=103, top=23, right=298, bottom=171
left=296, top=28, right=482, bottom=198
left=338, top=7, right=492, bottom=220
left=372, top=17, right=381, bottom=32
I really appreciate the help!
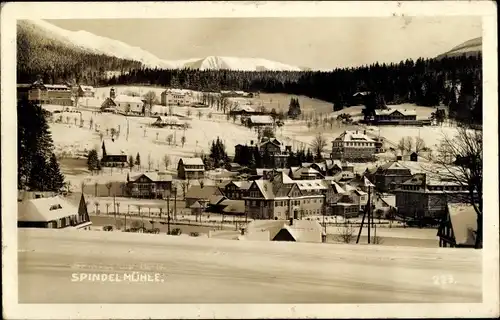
left=253, top=180, right=275, bottom=199
left=102, top=139, right=127, bottom=156
left=232, top=181, right=252, bottom=190
left=376, top=161, right=412, bottom=173
left=130, top=172, right=172, bottom=182
left=233, top=105, right=256, bottom=113
left=447, top=203, right=477, bottom=246
left=295, top=180, right=328, bottom=191
left=155, top=116, right=180, bottom=124
left=221, top=200, right=245, bottom=214
left=189, top=201, right=204, bottom=209
left=18, top=196, right=77, bottom=222
left=79, top=85, right=95, bottom=92
left=374, top=108, right=417, bottom=116
left=179, top=157, right=204, bottom=166
left=185, top=185, right=221, bottom=200
left=208, top=195, right=227, bottom=206
left=326, top=181, right=346, bottom=194
left=334, top=130, right=375, bottom=143
left=114, top=94, right=144, bottom=104
left=245, top=219, right=323, bottom=243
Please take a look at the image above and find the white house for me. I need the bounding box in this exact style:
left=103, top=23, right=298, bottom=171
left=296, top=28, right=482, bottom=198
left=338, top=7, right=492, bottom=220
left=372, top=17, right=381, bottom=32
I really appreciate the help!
left=161, top=89, right=193, bottom=106
left=114, top=95, right=144, bottom=114
left=18, top=194, right=92, bottom=230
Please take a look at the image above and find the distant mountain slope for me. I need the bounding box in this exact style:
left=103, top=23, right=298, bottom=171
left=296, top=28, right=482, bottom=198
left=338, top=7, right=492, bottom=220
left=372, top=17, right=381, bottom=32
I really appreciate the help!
left=17, top=20, right=142, bottom=84
left=437, top=37, right=482, bottom=59
left=183, top=56, right=302, bottom=71
left=19, top=20, right=305, bottom=72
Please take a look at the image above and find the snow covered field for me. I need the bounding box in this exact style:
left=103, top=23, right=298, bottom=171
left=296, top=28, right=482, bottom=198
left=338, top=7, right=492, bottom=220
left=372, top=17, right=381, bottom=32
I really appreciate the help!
left=43, top=87, right=471, bottom=190
left=18, top=228, right=482, bottom=303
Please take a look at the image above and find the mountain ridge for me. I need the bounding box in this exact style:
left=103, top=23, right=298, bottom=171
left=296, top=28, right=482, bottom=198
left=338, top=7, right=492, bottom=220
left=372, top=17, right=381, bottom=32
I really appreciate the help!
left=20, top=20, right=305, bottom=71
left=436, top=37, right=482, bottom=59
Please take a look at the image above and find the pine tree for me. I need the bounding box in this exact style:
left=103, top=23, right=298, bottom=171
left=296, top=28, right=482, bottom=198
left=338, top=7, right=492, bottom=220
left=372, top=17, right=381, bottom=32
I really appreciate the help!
left=27, top=154, right=51, bottom=191
left=48, top=153, right=65, bottom=191
left=18, top=99, right=55, bottom=190
left=87, top=149, right=100, bottom=172
left=135, top=153, right=141, bottom=168
left=128, top=155, right=135, bottom=170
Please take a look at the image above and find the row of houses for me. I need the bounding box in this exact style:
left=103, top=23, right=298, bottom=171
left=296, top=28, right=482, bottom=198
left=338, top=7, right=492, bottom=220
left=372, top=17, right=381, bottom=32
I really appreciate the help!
left=17, top=82, right=96, bottom=106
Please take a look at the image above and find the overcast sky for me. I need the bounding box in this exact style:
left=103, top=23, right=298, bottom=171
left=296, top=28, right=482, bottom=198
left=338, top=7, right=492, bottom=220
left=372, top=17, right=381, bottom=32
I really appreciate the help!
left=47, top=17, right=482, bottom=70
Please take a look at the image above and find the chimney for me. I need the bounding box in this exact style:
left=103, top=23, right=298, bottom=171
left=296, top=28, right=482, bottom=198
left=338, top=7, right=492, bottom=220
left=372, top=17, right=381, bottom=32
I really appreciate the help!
left=289, top=218, right=294, bottom=226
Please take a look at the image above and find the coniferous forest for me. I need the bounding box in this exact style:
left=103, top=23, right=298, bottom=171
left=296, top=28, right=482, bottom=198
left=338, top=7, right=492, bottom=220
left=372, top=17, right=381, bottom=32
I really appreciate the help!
left=104, top=55, right=482, bottom=124
left=17, top=18, right=482, bottom=125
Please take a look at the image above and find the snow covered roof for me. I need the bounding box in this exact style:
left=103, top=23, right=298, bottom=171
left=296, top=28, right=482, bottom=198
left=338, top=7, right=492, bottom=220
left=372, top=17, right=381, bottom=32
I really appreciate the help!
left=114, top=94, right=144, bottom=104
left=221, top=200, right=245, bottom=214
left=102, top=139, right=127, bottom=156
left=185, top=185, right=221, bottom=200
left=79, top=85, right=95, bottom=92
left=296, top=180, right=328, bottom=191
left=334, top=130, right=375, bottom=143
left=18, top=196, right=78, bottom=222
left=447, top=203, right=477, bottom=246
left=179, top=157, right=204, bottom=166
left=249, top=115, right=274, bottom=124
left=189, top=201, right=204, bottom=209
left=44, top=84, right=70, bottom=91
left=327, top=181, right=346, bottom=194
left=233, top=105, right=256, bottom=113
left=155, top=116, right=180, bottom=124
left=130, top=172, right=172, bottom=182
left=374, top=108, right=417, bottom=116
left=253, top=180, right=275, bottom=199
left=245, top=219, right=323, bottom=243
left=376, top=161, right=412, bottom=173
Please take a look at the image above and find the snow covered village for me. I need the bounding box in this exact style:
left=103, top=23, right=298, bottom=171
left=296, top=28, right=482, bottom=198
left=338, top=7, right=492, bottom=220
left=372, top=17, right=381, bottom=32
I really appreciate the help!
left=13, top=14, right=488, bottom=308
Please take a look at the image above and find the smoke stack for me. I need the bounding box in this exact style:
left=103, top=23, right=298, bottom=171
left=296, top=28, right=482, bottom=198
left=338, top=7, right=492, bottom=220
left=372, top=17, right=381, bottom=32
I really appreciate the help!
left=289, top=218, right=294, bottom=226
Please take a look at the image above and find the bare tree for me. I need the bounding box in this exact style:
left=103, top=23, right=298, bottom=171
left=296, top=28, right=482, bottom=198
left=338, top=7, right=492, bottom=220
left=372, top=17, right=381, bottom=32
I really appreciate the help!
left=143, top=91, right=157, bottom=115
left=334, top=222, right=355, bottom=244
left=414, top=137, right=426, bottom=154
left=162, top=154, right=171, bottom=170
left=435, top=127, right=482, bottom=248
left=397, top=136, right=413, bottom=155
left=311, top=133, right=327, bottom=160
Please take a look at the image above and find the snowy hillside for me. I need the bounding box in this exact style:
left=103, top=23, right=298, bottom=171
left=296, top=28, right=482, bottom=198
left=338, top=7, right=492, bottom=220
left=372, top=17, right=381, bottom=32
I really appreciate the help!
left=437, top=37, right=482, bottom=59
left=22, top=20, right=304, bottom=71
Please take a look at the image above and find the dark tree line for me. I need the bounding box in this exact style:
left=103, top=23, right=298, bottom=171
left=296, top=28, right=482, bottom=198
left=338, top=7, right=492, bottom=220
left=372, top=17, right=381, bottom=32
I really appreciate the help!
left=104, top=55, right=481, bottom=124
left=18, top=18, right=481, bottom=125
left=18, top=99, right=65, bottom=191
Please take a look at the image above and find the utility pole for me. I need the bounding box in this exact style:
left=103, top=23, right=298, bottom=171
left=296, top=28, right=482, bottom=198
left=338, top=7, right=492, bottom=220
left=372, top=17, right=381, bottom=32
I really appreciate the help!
left=113, top=194, right=117, bottom=227
left=173, top=186, right=177, bottom=221
left=367, top=185, right=371, bottom=244
left=167, top=192, right=171, bottom=234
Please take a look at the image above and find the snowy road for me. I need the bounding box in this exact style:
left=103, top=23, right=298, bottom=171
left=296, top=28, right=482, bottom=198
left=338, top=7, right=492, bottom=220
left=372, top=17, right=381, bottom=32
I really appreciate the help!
left=18, top=229, right=482, bottom=304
